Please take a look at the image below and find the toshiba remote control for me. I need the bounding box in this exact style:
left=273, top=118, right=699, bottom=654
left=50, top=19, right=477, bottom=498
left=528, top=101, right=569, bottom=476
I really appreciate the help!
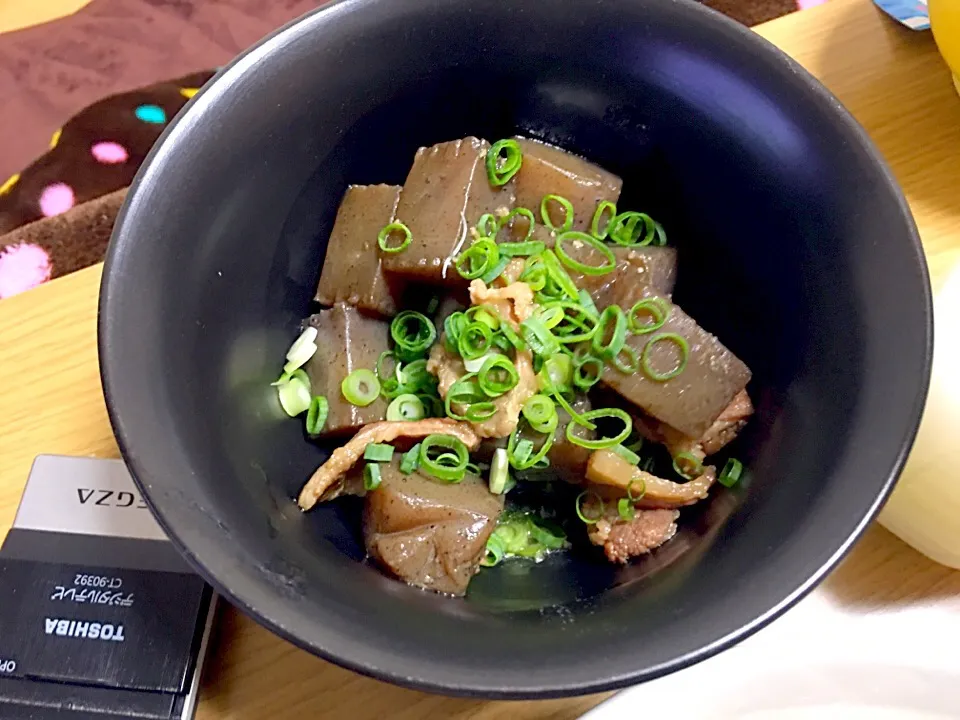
left=0, top=455, right=217, bottom=719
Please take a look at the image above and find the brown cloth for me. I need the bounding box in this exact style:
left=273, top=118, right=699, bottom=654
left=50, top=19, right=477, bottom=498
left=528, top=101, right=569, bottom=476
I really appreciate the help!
left=0, top=0, right=327, bottom=182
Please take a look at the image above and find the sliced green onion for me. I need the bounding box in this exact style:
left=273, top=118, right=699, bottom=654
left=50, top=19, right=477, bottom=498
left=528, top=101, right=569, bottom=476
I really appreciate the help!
left=481, top=533, right=505, bottom=567
left=590, top=201, right=617, bottom=240
left=540, top=249, right=580, bottom=300
left=444, top=373, right=485, bottom=421
left=539, top=307, right=566, bottom=333
left=489, top=448, right=510, bottom=494
left=478, top=355, right=519, bottom=397
left=498, top=240, right=545, bottom=257
left=553, top=390, right=596, bottom=429
left=608, top=211, right=656, bottom=247
left=611, top=344, right=639, bottom=374
left=283, top=327, right=318, bottom=373
left=486, top=139, right=522, bottom=187
left=419, top=434, right=469, bottom=482
left=341, top=368, right=380, bottom=407
left=653, top=221, right=668, bottom=246
left=455, top=238, right=500, bottom=280
left=376, top=351, right=400, bottom=398
left=640, top=455, right=657, bottom=474
left=499, top=321, right=526, bottom=351
left=573, top=354, right=603, bottom=390
left=277, top=370, right=312, bottom=417
left=628, top=298, right=670, bottom=335
left=566, top=407, right=632, bottom=449
left=537, top=354, right=573, bottom=393
left=400, top=443, right=421, bottom=474
left=443, top=311, right=467, bottom=353
left=458, top=322, right=494, bottom=360
left=305, top=396, right=329, bottom=435
left=575, top=491, right=604, bottom=524
left=391, top=311, right=437, bottom=361
left=617, top=497, right=636, bottom=521
left=520, top=316, right=560, bottom=357
left=672, top=451, right=703, bottom=480
left=363, top=462, right=382, bottom=491
left=480, top=255, right=512, bottom=284
left=578, top=288, right=599, bottom=319
left=511, top=439, right=534, bottom=466
left=363, top=443, right=394, bottom=462
left=543, top=301, right=599, bottom=344
left=465, top=305, right=502, bottom=330
left=522, top=394, right=557, bottom=433
left=641, top=332, right=690, bottom=382
left=591, top=304, right=627, bottom=360
left=520, top=255, right=547, bottom=291
left=500, top=207, right=537, bottom=241
left=506, top=424, right=554, bottom=470
left=541, top=194, right=574, bottom=232
left=463, top=351, right=495, bottom=373
left=611, top=443, right=642, bottom=466
left=378, top=221, right=413, bottom=253
left=555, top=231, right=617, bottom=276
left=476, top=213, right=499, bottom=238
left=628, top=479, right=646, bottom=502
left=718, top=457, right=743, bottom=487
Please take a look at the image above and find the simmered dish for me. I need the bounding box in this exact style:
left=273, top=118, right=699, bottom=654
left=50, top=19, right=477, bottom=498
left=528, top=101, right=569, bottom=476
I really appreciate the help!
left=273, top=136, right=753, bottom=596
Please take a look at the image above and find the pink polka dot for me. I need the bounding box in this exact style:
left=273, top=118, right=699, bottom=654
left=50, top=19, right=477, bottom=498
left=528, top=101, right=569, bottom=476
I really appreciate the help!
left=0, top=243, right=52, bottom=299
left=39, top=183, right=75, bottom=218
left=91, top=141, right=129, bottom=165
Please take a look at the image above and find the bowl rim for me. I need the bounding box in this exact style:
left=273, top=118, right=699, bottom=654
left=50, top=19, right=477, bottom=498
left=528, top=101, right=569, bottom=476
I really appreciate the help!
left=98, top=0, right=933, bottom=699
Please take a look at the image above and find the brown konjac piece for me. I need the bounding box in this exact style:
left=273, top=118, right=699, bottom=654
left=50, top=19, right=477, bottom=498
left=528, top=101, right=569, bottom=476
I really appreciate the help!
left=382, top=137, right=513, bottom=285
left=314, top=184, right=404, bottom=317
left=512, top=137, right=622, bottom=233
left=363, top=460, right=504, bottom=596
left=303, top=304, right=389, bottom=437
left=600, top=284, right=751, bottom=438
left=632, top=389, right=754, bottom=462
left=574, top=246, right=678, bottom=302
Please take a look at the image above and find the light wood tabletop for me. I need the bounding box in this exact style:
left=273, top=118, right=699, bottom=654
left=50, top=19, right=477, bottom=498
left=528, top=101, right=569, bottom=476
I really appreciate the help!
left=1, top=0, right=959, bottom=717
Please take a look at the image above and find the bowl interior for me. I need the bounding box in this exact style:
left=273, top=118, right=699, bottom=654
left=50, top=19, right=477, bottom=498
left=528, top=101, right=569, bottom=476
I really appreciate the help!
left=99, top=0, right=930, bottom=697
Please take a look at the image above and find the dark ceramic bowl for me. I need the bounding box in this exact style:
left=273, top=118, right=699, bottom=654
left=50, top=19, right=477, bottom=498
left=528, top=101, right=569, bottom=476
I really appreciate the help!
left=98, top=0, right=932, bottom=698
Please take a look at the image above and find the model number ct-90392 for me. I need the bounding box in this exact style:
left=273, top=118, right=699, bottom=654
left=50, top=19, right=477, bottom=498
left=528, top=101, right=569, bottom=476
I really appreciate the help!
left=73, top=574, right=122, bottom=589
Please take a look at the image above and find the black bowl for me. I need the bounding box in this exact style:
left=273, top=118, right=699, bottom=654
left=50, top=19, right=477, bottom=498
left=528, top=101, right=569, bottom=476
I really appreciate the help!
left=98, top=0, right=932, bottom=698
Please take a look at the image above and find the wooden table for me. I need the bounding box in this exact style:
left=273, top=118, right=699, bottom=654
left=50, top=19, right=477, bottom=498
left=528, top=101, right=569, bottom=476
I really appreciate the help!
left=1, top=0, right=959, bottom=717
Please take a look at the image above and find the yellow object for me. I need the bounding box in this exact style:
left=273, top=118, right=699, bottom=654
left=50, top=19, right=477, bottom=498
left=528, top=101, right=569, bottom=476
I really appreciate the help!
left=180, top=88, right=199, bottom=99
left=930, top=0, right=960, bottom=95
left=879, top=251, right=960, bottom=569
left=0, top=173, right=18, bottom=196
left=49, top=128, right=62, bottom=149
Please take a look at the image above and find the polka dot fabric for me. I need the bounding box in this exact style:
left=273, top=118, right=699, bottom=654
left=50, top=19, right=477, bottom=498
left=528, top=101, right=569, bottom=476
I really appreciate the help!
left=0, top=70, right=214, bottom=237
left=0, top=70, right=214, bottom=296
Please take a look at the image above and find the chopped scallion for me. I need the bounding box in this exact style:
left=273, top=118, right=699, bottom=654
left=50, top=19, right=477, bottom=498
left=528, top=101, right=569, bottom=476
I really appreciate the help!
left=399, top=443, right=421, bottom=474
left=718, top=457, right=743, bottom=487
left=555, top=231, right=617, bottom=276
left=341, top=368, right=380, bottom=407
left=488, top=448, right=510, bottom=494
left=363, top=462, right=382, bottom=491
left=566, top=407, right=632, bottom=449
left=486, top=139, right=522, bottom=187
left=305, top=396, right=329, bottom=435
left=363, top=443, right=395, bottom=462
left=378, top=221, right=413, bottom=253
left=640, top=332, right=689, bottom=382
